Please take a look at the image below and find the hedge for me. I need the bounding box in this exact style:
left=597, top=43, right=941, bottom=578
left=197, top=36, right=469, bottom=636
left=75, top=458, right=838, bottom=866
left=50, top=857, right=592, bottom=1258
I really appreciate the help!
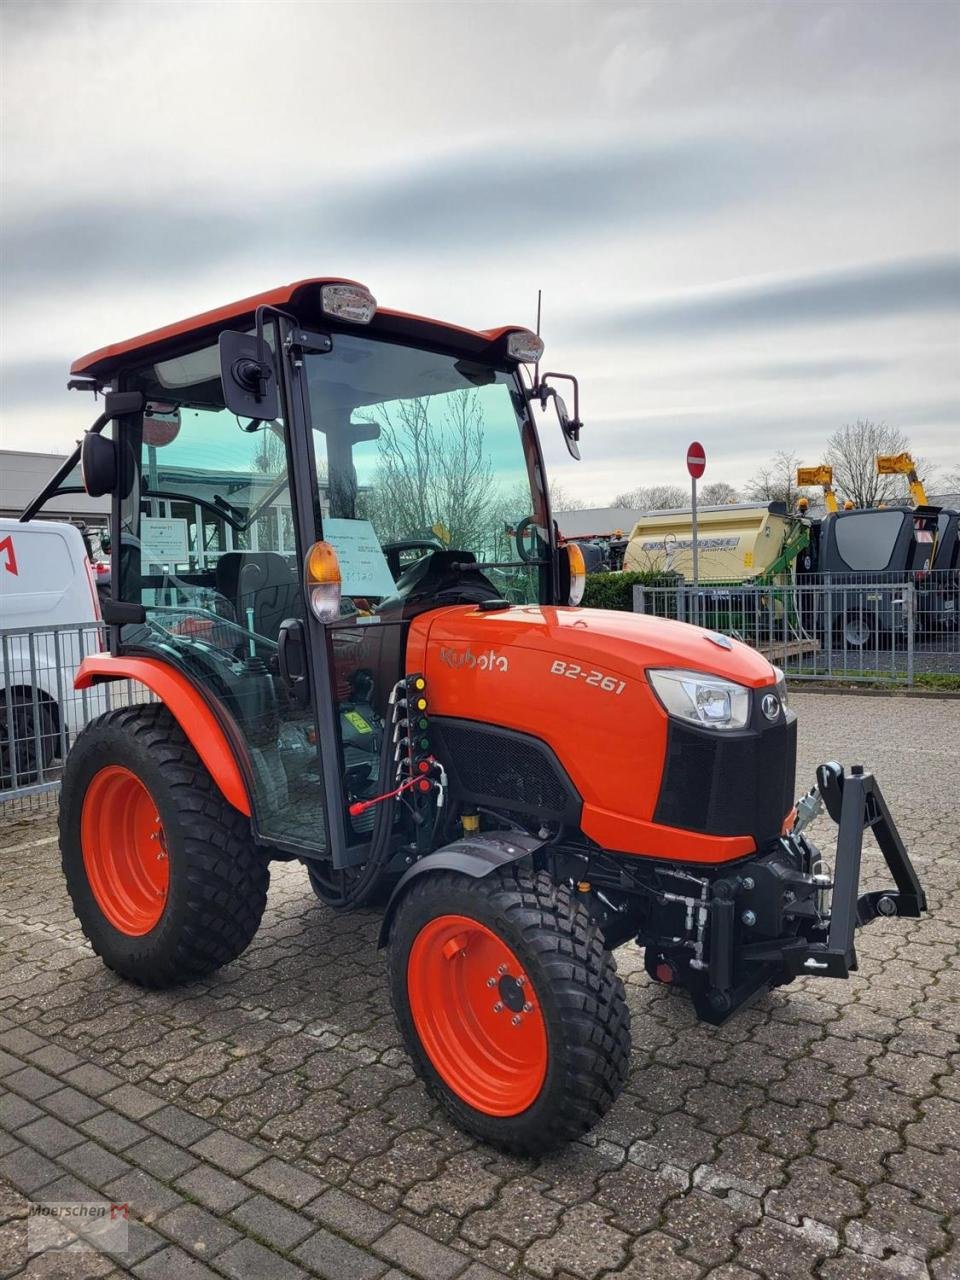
left=582, top=570, right=680, bottom=612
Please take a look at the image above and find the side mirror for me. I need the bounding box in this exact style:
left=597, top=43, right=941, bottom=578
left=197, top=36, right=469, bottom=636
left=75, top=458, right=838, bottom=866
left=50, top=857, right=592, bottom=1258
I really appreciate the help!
left=536, top=373, right=582, bottom=461
left=219, top=330, right=279, bottom=421
left=80, top=432, right=117, bottom=497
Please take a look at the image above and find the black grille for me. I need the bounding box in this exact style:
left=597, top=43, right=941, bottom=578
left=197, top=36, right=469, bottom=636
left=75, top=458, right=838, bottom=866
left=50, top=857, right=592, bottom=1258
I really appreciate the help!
left=654, top=709, right=797, bottom=848
left=432, top=719, right=580, bottom=822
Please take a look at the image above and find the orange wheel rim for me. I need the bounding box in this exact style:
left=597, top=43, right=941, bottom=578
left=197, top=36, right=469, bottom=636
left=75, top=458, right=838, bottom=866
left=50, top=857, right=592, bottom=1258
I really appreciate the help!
left=81, top=766, right=169, bottom=936
left=407, top=914, right=548, bottom=1116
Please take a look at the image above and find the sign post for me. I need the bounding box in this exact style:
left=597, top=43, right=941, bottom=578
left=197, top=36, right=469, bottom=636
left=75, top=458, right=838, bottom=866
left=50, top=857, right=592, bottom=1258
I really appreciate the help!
left=686, top=441, right=706, bottom=625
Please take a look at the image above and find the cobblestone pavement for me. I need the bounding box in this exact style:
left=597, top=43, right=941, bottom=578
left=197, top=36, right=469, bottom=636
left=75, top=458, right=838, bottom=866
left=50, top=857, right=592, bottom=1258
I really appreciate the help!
left=0, top=692, right=958, bottom=1280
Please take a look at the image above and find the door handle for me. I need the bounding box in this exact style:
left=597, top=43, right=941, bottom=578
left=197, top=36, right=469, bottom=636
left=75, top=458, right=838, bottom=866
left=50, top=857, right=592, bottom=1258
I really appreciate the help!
left=277, top=617, right=310, bottom=707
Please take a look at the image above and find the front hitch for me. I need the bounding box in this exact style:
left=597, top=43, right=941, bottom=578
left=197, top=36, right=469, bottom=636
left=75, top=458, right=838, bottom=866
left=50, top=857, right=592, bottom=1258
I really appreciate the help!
left=693, top=764, right=926, bottom=1024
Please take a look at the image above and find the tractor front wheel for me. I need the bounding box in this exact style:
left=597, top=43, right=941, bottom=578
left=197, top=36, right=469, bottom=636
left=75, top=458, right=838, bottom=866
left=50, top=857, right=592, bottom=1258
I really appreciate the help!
left=388, top=866, right=631, bottom=1153
left=60, top=704, right=268, bottom=986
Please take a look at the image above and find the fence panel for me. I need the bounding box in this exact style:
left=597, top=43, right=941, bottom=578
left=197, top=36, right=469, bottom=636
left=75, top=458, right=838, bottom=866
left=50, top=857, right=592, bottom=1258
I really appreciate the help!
left=634, top=572, right=959, bottom=685
left=0, top=623, right=148, bottom=812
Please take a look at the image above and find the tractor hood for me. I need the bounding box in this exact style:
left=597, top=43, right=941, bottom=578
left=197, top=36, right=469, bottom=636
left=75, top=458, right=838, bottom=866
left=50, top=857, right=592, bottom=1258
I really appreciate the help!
left=406, top=605, right=782, bottom=861
left=407, top=604, right=776, bottom=689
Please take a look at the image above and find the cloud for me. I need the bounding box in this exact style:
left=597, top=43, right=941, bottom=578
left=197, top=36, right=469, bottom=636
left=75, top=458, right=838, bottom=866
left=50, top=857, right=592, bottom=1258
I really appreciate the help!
left=585, top=256, right=960, bottom=341
left=0, top=131, right=782, bottom=294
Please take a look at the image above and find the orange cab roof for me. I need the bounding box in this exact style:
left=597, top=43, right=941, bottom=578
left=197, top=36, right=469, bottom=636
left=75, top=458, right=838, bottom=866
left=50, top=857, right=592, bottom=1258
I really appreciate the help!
left=71, top=277, right=528, bottom=378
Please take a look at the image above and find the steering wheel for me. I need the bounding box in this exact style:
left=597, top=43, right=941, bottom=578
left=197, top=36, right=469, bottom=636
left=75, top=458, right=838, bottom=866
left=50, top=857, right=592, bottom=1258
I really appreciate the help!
left=513, top=516, right=543, bottom=564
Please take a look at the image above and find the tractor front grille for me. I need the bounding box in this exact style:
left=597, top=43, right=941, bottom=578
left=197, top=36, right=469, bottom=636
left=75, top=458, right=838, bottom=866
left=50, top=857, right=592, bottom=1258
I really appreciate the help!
left=653, top=704, right=797, bottom=849
left=431, top=718, right=581, bottom=823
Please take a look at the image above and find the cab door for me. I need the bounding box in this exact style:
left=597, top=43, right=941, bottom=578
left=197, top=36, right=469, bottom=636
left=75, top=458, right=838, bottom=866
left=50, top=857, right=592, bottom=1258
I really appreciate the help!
left=116, top=346, right=332, bottom=857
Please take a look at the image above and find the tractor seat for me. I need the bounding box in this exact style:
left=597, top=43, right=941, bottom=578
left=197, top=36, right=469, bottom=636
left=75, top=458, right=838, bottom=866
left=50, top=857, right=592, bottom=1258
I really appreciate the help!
left=214, top=551, right=301, bottom=640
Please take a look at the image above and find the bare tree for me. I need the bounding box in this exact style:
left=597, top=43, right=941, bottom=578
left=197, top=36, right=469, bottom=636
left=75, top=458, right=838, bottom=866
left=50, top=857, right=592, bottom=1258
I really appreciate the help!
left=360, top=390, right=496, bottom=552
left=745, top=451, right=812, bottom=508
left=699, top=480, right=740, bottom=505
left=611, top=484, right=686, bottom=510
left=549, top=483, right=588, bottom=512
left=824, top=419, right=932, bottom=507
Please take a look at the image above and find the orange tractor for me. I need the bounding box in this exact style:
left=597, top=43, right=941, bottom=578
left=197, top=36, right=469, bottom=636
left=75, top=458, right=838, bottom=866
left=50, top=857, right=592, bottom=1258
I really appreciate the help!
left=31, top=279, right=925, bottom=1152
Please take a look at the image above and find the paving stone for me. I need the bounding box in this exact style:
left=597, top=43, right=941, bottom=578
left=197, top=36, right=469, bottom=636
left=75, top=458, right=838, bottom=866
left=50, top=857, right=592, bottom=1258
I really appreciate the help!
left=80, top=1111, right=150, bottom=1151
left=0, top=1028, right=45, bottom=1054
left=2, top=1066, right=61, bottom=1100
left=102, top=1083, right=166, bottom=1121
left=175, top=1164, right=253, bottom=1214
left=242, top=1155, right=326, bottom=1208
left=134, top=1244, right=222, bottom=1279
left=142, top=1105, right=214, bottom=1148
left=0, top=1145, right=61, bottom=1194
left=61, top=1063, right=125, bottom=1097
left=125, top=1135, right=198, bottom=1180
left=230, top=1193, right=314, bottom=1250
left=189, top=1131, right=266, bottom=1176
left=0, top=1092, right=43, bottom=1130
left=0, top=1049, right=21, bottom=1078
left=217, top=1236, right=310, bottom=1280
left=17, top=1116, right=85, bottom=1165
left=104, top=1168, right=185, bottom=1223
left=295, top=1226, right=389, bottom=1280
left=41, top=1085, right=105, bottom=1125
left=57, top=1139, right=133, bottom=1188
left=374, top=1223, right=467, bottom=1280
left=306, top=1185, right=393, bottom=1244
left=156, top=1202, right=242, bottom=1259
left=26, top=1043, right=83, bottom=1074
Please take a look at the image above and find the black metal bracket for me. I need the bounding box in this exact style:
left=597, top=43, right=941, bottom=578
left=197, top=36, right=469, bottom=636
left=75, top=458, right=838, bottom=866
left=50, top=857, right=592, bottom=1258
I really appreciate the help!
left=695, top=765, right=926, bottom=1023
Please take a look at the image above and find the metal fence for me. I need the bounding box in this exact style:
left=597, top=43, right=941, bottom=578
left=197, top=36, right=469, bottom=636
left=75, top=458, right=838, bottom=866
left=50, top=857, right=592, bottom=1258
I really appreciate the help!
left=0, top=624, right=142, bottom=813
left=634, top=571, right=960, bottom=683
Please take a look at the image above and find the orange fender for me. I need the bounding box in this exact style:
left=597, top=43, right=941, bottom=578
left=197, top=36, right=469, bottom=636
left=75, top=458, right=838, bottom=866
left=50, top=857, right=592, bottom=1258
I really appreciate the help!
left=74, top=655, right=252, bottom=817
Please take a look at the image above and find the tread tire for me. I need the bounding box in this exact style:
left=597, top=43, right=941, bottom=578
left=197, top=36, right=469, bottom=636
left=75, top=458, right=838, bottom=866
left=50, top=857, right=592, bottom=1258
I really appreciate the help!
left=388, top=864, right=631, bottom=1154
left=59, top=702, right=268, bottom=986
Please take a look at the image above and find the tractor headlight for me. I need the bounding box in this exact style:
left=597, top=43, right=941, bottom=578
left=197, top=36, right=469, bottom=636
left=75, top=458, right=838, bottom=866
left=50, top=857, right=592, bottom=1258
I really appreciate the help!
left=647, top=669, right=751, bottom=731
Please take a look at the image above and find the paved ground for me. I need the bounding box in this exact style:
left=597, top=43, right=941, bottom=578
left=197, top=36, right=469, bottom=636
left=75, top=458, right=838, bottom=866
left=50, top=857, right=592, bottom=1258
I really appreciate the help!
left=0, top=692, right=958, bottom=1280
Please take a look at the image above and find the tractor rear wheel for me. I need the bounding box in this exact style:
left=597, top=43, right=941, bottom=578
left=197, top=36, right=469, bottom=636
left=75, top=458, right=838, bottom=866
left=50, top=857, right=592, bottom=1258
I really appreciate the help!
left=388, top=866, right=631, bottom=1153
left=59, top=703, right=268, bottom=986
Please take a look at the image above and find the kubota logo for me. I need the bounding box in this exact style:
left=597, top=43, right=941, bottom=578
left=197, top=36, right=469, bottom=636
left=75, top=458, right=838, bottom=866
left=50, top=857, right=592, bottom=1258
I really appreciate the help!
left=0, top=536, right=18, bottom=576
left=439, top=646, right=509, bottom=673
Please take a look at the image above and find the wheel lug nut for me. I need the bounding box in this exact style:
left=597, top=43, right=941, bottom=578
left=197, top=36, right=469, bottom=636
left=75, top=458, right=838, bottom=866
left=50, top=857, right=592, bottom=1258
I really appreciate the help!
left=493, top=1002, right=503, bottom=1013
left=486, top=977, right=496, bottom=987
left=511, top=1015, right=522, bottom=1026
left=523, top=1002, right=533, bottom=1013
left=497, top=964, right=508, bottom=975
left=517, top=975, right=526, bottom=986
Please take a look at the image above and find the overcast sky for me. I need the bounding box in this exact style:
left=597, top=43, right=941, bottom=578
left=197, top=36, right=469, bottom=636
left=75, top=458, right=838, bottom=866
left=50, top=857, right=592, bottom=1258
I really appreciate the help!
left=1, top=0, right=958, bottom=503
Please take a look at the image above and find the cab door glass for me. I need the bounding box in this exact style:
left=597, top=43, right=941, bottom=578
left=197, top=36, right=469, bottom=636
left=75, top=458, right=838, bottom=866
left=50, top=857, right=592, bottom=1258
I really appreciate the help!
left=118, top=356, right=327, bottom=852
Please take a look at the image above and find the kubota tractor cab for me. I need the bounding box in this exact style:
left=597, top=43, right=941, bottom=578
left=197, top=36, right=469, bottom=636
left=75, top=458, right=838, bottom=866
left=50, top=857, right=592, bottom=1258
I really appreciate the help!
left=32, top=278, right=926, bottom=1153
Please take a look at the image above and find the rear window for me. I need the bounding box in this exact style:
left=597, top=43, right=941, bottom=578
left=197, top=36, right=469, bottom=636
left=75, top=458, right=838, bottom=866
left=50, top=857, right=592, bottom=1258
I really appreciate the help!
left=833, top=511, right=905, bottom=571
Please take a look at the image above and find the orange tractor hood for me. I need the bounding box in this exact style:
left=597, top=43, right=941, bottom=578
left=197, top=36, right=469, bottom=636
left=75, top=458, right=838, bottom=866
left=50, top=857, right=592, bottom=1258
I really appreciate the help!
left=407, top=605, right=780, bottom=862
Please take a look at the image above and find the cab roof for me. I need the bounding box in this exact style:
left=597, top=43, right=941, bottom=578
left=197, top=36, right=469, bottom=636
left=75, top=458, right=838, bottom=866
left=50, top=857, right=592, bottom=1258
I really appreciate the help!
left=71, top=277, right=528, bottom=380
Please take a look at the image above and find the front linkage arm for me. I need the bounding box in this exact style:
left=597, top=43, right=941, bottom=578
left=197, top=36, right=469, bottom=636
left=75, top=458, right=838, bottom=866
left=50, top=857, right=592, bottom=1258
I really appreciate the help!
left=695, top=762, right=926, bottom=1024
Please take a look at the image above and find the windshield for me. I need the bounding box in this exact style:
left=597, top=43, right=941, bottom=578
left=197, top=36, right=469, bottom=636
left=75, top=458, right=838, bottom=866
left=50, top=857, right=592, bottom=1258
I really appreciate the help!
left=304, top=334, right=549, bottom=606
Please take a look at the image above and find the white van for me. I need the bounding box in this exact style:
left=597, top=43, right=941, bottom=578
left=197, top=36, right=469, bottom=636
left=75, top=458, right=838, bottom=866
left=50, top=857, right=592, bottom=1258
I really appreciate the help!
left=0, top=517, right=106, bottom=787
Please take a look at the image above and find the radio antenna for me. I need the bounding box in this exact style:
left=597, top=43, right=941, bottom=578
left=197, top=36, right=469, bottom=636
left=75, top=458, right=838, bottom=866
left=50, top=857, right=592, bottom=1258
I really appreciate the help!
left=534, top=288, right=542, bottom=388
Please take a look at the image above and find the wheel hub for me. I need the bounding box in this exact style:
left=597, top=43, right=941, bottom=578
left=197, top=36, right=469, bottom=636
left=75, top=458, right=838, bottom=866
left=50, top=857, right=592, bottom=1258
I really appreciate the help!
left=81, top=766, right=169, bottom=936
left=407, top=914, right=547, bottom=1116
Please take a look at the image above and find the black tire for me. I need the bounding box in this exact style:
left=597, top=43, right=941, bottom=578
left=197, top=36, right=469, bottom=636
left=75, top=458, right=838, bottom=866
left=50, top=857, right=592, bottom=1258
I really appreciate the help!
left=1, top=691, right=58, bottom=786
left=59, top=703, right=268, bottom=986
left=388, top=865, right=631, bottom=1154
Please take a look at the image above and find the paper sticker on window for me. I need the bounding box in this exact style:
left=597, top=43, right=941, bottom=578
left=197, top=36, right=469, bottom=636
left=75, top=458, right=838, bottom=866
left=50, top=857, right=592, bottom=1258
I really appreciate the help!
left=141, top=517, right=189, bottom=566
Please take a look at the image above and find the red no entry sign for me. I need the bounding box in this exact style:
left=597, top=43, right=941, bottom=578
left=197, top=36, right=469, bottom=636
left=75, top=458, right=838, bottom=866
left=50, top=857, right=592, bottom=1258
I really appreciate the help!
left=687, top=441, right=706, bottom=479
